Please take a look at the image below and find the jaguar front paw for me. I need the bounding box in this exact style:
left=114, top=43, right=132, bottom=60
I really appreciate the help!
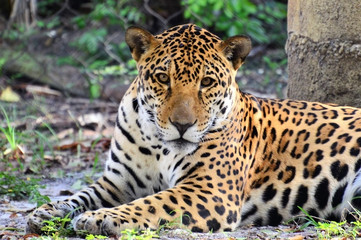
left=73, top=210, right=126, bottom=236
left=27, top=202, right=79, bottom=234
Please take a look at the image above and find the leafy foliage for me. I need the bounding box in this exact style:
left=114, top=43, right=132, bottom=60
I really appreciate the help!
left=62, top=0, right=142, bottom=98
left=0, top=106, right=55, bottom=207
left=0, top=105, right=18, bottom=151
left=85, top=234, right=108, bottom=240
left=0, top=172, right=50, bottom=207
left=182, top=0, right=287, bottom=45
left=40, top=213, right=75, bottom=238
left=299, top=206, right=361, bottom=239
left=120, top=228, right=159, bottom=240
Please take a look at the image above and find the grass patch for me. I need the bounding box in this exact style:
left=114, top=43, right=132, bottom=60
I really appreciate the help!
left=40, top=213, right=75, bottom=238
left=0, top=105, right=53, bottom=206
left=0, top=172, right=50, bottom=207
left=299, top=207, right=361, bottom=239
left=0, top=105, right=20, bottom=153
left=120, top=228, right=159, bottom=240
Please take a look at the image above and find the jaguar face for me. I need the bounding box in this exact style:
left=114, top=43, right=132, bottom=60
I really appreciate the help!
left=126, top=24, right=251, bottom=153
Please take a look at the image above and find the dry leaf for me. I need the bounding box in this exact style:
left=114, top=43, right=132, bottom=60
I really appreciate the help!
left=77, top=112, right=103, bottom=126
left=54, top=142, right=90, bottom=152
left=0, top=86, right=21, bottom=102
left=4, top=145, right=26, bottom=160
left=91, top=138, right=111, bottom=151
left=24, top=233, right=41, bottom=239
left=25, top=84, right=62, bottom=96
left=288, top=235, right=304, bottom=240
left=56, top=128, right=74, bottom=140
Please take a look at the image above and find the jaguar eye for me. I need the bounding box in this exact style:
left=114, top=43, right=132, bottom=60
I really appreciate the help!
left=201, top=77, right=214, bottom=87
left=156, top=73, right=170, bottom=85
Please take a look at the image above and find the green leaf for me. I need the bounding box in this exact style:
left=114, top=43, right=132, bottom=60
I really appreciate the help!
left=88, top=60, right=109, bottom=70
left=89, top=83, right=101, bottom=99
left=56, top=56, right=78, bottom=66
left=228, top=25, right=239, bottom=37
left=37, top=21, right=45, bottom=28
left=214, top=0, right=223, bottom=10
left=72, top=16, right=87, bottom=29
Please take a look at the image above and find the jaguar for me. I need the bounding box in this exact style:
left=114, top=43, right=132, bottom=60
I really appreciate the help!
left=27, top=24, right=361, bottom=236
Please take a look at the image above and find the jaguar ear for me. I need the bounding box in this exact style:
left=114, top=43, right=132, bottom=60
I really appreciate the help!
left=125, top=26, right=157, bottom=62
left=219, top=35, right=252, bottom=70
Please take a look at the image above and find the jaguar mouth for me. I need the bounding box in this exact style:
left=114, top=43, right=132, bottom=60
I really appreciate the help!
left=170, top=138, right=194, bottom=146
left=166, top=138, right=199, bottom=152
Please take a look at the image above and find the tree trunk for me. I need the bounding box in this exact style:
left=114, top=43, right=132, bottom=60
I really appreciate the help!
left=8, top=0, right=37, bottom=29
left=286, top=0, right=361, bottom=107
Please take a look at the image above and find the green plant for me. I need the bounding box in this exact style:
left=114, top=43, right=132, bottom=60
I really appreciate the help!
left=0, top=57, right=6, bottom=74
left=85, top=234, right=108, bottom=239
left=37, top=16, right=61, bottom=29
left=262, top=55, right=287, bottom=85
left=0, top=105, right=18, bottom=152
left=263, top=56, right=287, bottom=72
left=1, top=24, right=30, bottom=41
left=316, top=221, right=349, bottom=238
left=90, top=0, right=143, bottom=25
left=120, top=228, right=159, bottom=240
left=299, top=207, right=361, bottom=239
left=182, top=0, right=287, bottom=45
left=71, top=28, right=108, bottom=55
left=119, top=212, right=188, bottom=240
left=0, top=172, right=50, bottom=206
left=66, top=0, right=142, bottom=98
left=29, top=236, right=65, bottom=240
left=32, top=129, right=56, bottom=168
left=83, top=152, right=102, bottom=184
left=37, top=0, right=63, bottom=16
left=41, top=213, right=75, bottom=237
left=91, top=152, right=101, bottom=175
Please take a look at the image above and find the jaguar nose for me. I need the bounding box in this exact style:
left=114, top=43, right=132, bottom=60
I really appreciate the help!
left=170, top=120, right=196, bottom=137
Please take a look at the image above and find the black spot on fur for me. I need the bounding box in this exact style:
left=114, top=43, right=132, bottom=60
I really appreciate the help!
left=132, top=98, right=139, bottom=112
left=191, top=226, right=203, bottom=232
left=116, top=118, right=135, bottom=144
left=291, top=185, right=308, bottom=214
left=241, top=204, right=257, bottom=221
left=315, top=178, right=329, bottom=210
left=207, top=218, right=221, bottom=232
left=284, top=166, right=296, bottom=183
left=262, top=184, right=277, bottom=202
left=215, top=205, right=225, bottom=216
left=332, top=183, right=347, bottom=208
left=197, top=203, right=211, bottom=219
left=226, top=210, right=237, bottom=224
left=169, top=195, right=178, bottom=204
left=163, top=204, right=176, bottom=216
left=307, top=208, right=319, bottom=218
left=268, top=207, right=283, bottom=226
left=330, top=160, right=349, bottom=181
left=139, top=147, right=152, bottom=155
left=312, top=165, right=322, bottom=178
left=281, top=188, right=291, bottom=208
left=355, top=158, right=361, bottom=173
left=148, top=206, right=156, bottom=214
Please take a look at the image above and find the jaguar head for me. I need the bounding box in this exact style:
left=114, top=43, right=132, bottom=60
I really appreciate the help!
left=126, top=24, right=251, bottom=153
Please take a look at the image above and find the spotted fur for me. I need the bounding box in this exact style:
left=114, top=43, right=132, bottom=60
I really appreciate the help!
left=27, top=24, right=361, bottom=235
